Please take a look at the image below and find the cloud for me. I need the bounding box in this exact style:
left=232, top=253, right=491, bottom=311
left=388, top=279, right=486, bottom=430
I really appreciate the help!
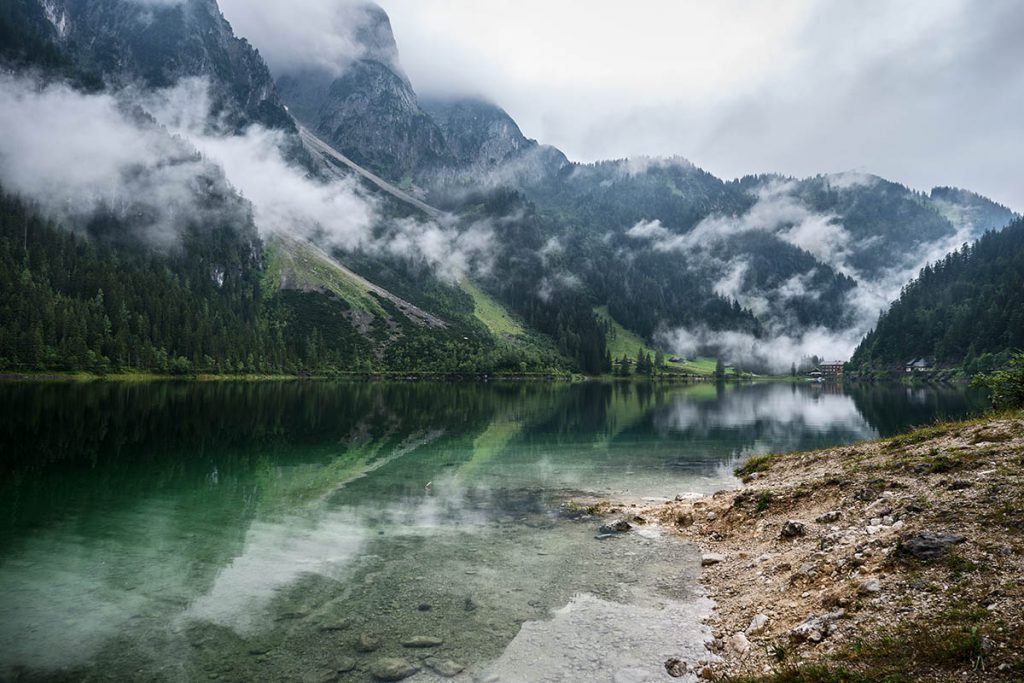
left=361, top=0, right=1022, bottom=210
left=654, top=383, right=875, bottom=440
left=625, top=219, right=670, bottom=240
left=656, top=325, right=856, bottom=375
left=628, top=175, right=988, bottom=365
left=0, top=74, right=240, bottom=247
left=0, top=74, right=490, bottom=280
left=140, top=78, right=495, bottom=280
left=219, top=0, right=396, bottom=75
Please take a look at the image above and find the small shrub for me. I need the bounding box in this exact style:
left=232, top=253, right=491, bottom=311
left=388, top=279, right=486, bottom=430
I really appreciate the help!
left=736, top=453, right=775, bottom=479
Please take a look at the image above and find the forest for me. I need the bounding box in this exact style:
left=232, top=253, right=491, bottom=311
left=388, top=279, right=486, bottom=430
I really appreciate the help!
left=0, top=189, right=583, bottom=376
left=849, top=217, right=1024, bottom=373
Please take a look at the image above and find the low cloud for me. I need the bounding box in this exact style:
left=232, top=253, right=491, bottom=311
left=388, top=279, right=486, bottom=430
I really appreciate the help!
left=633, top=177, right=983, bottom=367
left=625, top=219, right=670, bottom=240
left=219, top=0, right=394, bottom=76
left=657, top=325, right=856, bottom=375
left=0, top=74, right=490, bottom=280
left=0, top=74, right=240, bottom=248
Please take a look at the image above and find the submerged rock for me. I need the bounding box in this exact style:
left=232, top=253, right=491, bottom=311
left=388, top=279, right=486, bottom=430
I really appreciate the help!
left=426, top=658, right=464, bottom=677
left=896, top=532, right=966, bottom=561
left=664, top=657, right=688, bottom=677
left=370, top=657, right=418, bottom=681
left=598, top=519, right=632, bottom=534
left=401, top=636, right=443, bottom=648
left=318, top=617, right=353, bottom=632
left=355, top=633, right=381, bottom=652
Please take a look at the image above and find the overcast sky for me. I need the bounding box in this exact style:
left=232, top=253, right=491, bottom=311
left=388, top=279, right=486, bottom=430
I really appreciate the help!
left=221, top=0, right=1024, bottom=210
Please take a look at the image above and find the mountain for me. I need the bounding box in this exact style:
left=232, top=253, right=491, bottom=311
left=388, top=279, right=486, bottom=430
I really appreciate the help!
left=36, top=0, right=293, bottom=132
left=0, top=0, right=580, bottom=377
left=275, top=4, right=453, bottom=179
left=2, top=0, right=1020, bottom=378
left=849, top=216, right=1024, bottom=373
left=419, top=96, right=569, bottom=191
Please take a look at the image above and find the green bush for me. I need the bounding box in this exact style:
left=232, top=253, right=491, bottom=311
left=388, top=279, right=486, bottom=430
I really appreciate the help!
left=973, top=351, right=1024, bottom=409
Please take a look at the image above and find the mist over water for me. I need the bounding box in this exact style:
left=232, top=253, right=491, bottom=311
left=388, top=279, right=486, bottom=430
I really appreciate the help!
left=0, top=380, right=986, bottom=681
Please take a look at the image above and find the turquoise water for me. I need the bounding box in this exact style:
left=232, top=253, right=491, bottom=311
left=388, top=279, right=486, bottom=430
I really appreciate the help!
left=0, top=381, right=987, bottom=681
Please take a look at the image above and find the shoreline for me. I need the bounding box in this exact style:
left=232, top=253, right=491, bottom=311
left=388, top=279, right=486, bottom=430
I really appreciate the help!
left=0, top=371, right=788, bottom=384
left=620, top=411, right=1024, bottom=681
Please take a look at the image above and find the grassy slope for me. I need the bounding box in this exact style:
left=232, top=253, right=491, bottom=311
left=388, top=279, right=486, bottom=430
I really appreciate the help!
left=594, top=306, right=722, bottom=376
left=460, top=279, right=526, bottom=338
left=263, top=236, right=388, bottom=317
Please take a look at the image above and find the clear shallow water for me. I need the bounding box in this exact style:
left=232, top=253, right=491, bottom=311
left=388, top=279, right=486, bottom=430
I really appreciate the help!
left=0, top=381, right=987, bottom=682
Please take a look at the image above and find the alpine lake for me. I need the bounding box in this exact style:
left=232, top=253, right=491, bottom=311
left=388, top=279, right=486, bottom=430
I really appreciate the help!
left=0, top=380, right=988, bottom=682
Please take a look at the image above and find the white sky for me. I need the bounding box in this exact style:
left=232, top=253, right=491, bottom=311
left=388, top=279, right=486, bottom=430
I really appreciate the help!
left=221, top=0, right=1024, bottom=210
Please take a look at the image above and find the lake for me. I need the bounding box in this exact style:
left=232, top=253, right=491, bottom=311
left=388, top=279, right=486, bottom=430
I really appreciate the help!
left=0, top=380, right=988, bottom=682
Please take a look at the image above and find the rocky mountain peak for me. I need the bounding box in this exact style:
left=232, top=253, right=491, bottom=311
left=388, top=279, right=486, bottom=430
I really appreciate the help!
left=350, top=2, right=402, bottom=72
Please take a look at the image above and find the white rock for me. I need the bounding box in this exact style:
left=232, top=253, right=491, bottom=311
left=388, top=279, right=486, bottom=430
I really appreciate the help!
left=728, top=632, right=751, bottom=655
left=858, top=579, right=882, bottom=594
left=891, top=520, right=906, bottom=531
left=701, top=553, right=726, bottom=566
left=870, top=517, right=883, bottom=526
left=746, top=614, right=770, bottom=636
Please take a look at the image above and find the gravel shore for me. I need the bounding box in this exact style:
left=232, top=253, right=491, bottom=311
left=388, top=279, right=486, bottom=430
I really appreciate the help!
left=629, top=412, right=1024, bottom=681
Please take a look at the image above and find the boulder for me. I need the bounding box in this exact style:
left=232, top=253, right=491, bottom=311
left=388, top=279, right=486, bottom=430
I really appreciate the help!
left=664, top=658, right=688, bottom=678
left=789, top=610, right=845, bottom=643
left=896, top=532, right=966, bottom=562
left=745, top=614, right=770, bottom=636
left=816, top=510, right=842, bottom=523
left=780, top=520, right=806, bottom=538
left=728, top=632, right=751, bottom=655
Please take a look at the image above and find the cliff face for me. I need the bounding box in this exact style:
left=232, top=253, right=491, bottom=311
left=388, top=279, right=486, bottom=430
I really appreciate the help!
left=39, top=0, right=293, bottom=132
left=420, top=97, right=533, bottom=168
left=277, top=61, right=453, bottom=178
left=274, top=3, right=453, bottom=179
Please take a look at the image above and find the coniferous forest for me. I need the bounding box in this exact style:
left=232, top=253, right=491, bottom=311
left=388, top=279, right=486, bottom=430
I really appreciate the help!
left=850, top=217, right=1024, bottom=373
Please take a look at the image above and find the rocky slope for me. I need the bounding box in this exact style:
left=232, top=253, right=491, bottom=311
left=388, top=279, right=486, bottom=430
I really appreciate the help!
left=618, top=412, right=1024, bottom=681
left=275, top=3, right=453, bottom=179
left=40, top=0, right=293, bottom=132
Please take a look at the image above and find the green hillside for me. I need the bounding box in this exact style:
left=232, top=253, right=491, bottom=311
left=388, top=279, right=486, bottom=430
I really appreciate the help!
left=460, top=278, right=525, bottom=339
left=595, top=306, right=721, bottom=376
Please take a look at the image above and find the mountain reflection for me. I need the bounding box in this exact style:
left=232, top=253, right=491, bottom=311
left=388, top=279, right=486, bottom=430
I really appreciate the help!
left=0, top=380, right=987, bottom=678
